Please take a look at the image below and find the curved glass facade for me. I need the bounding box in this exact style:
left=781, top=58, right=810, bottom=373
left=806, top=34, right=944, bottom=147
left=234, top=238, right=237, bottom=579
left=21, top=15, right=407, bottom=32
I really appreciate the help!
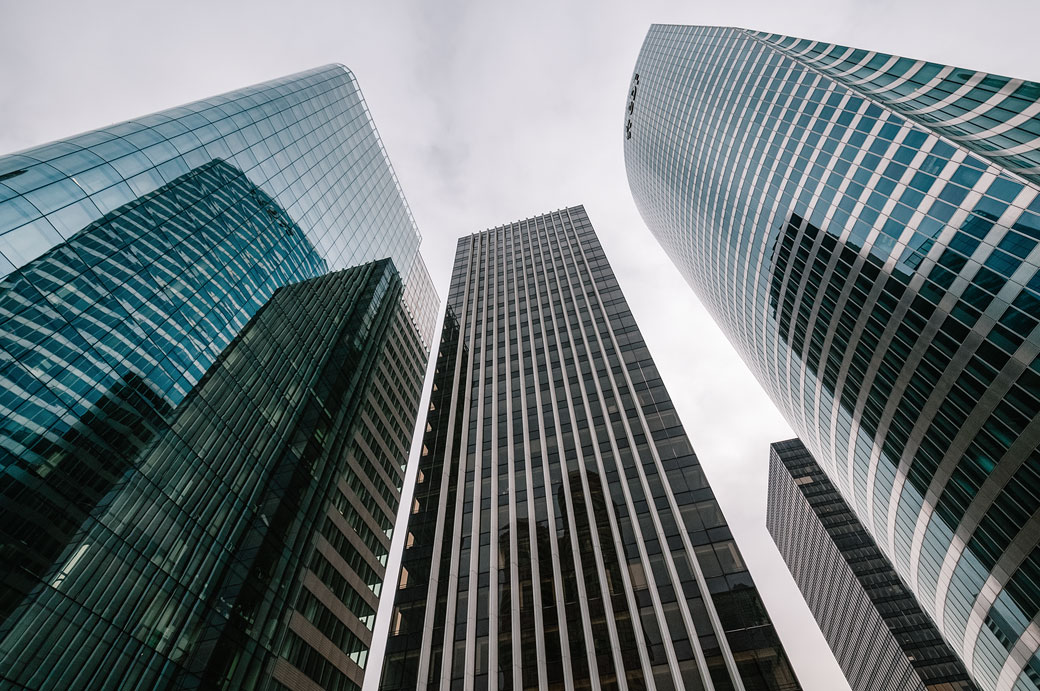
left=625, top=25, right=1040, bottom=691
left=0, top=67, right=437, bottom=689
left=0, top=64, right=437, bottom=344
left=751, top=33, right=1040, bottom=187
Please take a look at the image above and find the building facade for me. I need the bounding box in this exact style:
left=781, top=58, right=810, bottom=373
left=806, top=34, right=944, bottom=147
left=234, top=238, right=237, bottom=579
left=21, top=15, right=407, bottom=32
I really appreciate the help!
left=625, top=26, right=1040, bottom=691
left=380, top=206, right=800, bottom=691
left=767, top=438, right=978, bottom=691
left=0, top=68, right=436, bottom=690
left=0, top=64, right=437, bottom=343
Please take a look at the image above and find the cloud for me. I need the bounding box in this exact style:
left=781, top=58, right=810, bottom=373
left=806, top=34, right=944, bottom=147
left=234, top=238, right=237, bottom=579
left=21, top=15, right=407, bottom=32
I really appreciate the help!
left=4, top=2, right=1037, bottom=689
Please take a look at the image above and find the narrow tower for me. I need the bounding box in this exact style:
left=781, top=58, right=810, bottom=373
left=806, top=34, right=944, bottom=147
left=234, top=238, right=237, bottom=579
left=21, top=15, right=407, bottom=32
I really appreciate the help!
left=767, top=439, right=978, bottom=691
left=381, top=206, right=801, bottom=691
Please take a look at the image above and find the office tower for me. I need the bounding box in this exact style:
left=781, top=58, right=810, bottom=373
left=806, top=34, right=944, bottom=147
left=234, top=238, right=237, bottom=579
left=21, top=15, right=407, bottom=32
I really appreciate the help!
left=381, top=206, right=800, bottom=691
left=625, top=26, right=1040, bottom=691
left=2, top=262, right=423, bottom=689
left=767, top=439, right=978, bottom=691
left=0, top=67, right=436, bottom=689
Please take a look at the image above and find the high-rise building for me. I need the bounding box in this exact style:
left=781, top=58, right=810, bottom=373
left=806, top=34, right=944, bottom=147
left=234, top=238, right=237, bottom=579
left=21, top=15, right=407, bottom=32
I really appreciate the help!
left=0, top=67, right=436, bottom=690
left=767, top=438, right=978, bottom=691
left=624, top=26, right=1040, bottom=691
left=380, top=206, right=801, bottom=691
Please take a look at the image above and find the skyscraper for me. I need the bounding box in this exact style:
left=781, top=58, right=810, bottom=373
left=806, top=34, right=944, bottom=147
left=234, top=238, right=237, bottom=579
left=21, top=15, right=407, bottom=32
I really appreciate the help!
left=767, top=439, right=978, bottom=691
left=625, top=26, right=1040, bottom=691
left=0, top=67, right=436, bottom=689
left=380, top=206, right=801, bottom=691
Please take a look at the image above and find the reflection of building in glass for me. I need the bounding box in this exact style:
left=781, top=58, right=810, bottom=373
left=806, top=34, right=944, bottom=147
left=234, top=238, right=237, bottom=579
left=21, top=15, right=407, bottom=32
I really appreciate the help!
left=0, top=371, right=170, bottom=621
left=0, top=66, right=436, bottom=341
left=0, top=159, right=327, bottom=458
left=496, top=517, right=563, bottom=688
left=2, top=260, right=424, bottom=690
left=768, top=439, right=978, bottom=691
left=0, top=67, right=436, bottom=690
left=551, top=469, right=637, bottom=690
left=625, top=26, right=1040, bottom=691
left=381, top=206, right=801, bottom=691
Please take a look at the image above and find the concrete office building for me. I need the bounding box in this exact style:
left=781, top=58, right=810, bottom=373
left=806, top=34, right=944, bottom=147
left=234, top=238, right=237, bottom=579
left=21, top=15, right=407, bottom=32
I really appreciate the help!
left=381, top=206, right=801, bottom=691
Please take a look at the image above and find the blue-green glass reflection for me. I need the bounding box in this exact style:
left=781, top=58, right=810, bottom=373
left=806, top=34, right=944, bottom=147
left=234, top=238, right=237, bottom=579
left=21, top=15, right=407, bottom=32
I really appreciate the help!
left=626, top=25, right=1040, bottom=691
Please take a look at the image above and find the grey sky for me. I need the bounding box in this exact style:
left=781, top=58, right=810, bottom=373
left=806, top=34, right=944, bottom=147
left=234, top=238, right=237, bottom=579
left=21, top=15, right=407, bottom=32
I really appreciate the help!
left=3, top=1, right=1038, bottom=689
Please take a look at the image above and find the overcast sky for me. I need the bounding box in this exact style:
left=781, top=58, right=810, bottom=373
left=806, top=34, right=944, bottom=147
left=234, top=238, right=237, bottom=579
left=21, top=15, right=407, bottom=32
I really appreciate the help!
left=4, top=1, right=1039, bottom=689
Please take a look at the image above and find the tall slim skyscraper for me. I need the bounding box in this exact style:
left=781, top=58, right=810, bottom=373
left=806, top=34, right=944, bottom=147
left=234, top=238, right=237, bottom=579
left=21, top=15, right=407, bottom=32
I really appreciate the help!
left=767, top=439, right=978, bottom=691
left=625, top=26, right=1040, bottom=691
left=380, top=206, right=800, bottom=691
left=0, top=67, right=436, bottom=690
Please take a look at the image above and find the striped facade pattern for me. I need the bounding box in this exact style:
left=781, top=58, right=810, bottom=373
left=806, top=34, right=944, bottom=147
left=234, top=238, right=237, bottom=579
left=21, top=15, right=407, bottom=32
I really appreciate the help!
left=625, top=25, right=1040, bottom=691
left=753, top=33, right=1040, bottom=186
left=767, top=439, right=977, bottom=691
left=381, top=206, right=800, bottom=691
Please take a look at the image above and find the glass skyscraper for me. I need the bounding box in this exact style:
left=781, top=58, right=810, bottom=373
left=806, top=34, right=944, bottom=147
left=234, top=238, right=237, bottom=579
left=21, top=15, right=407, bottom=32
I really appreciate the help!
left=0, top=67, right=436, bottom=690
left=767, top=439, right=977, bottom=691
left=625, top=26, right=1040, bottom=691
left=380, top=206, right=800, bottom=691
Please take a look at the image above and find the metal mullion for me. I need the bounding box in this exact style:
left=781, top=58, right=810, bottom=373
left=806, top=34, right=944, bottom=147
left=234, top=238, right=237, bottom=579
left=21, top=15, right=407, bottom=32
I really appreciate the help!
left=539, top=211, right=634, bottom=689
left=729, top=59, right=815, bottom=409
left=672, top=30, right=745, bottom=259
left=768, top=94, right=878, bottom=487
left=563, top=208, right=747, bottom=690
left=503, top=224, right=525, bottom=689
left=428, top=234, right=479, bottom=690
left=483, top=225, right=502, bottom=687
left=691, top=33, right=766, bottom=306
left=514, top=220, right=553, bottom=690
left=701, top=44, right=786, bottom=329
left=703, top=39, right=777, bottom=318
left=748, top=70, right=831, bottom=425
left=727, top=57, right=801, bottom=355
left=789, top=83, right=871, bottom=456
left=537, top=218, right=660, bottom=687
left=530, top=212, right=604, bottom=689
left=798, top=90, right=892, bottom=479
left=853, top=149, right=982, bottom=531
left=524, top=215, right=580, bottom=690
left=556, top=208, right=714, bottom=690
left=842, top=148, right=969, bottom=516
left=460, top=230, right=493, bottom=690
